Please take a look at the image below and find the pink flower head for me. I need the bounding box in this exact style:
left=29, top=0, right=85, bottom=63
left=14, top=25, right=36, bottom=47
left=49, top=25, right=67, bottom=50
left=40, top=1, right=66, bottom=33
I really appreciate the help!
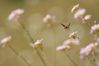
left=8, top=8, right=24, bottom=22
left=80, top=42, right=99, bottom=59
left=90, top=24, right=99, bottom=35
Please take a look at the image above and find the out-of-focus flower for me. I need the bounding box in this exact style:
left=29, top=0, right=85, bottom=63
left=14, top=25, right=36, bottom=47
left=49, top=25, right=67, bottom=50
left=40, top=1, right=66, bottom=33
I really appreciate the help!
left=0, top=35, right=12, bottom=47
left=56, top=38, right=80, bottom=51
left=84, top=14, right=91, bottom=21
left=94, top=20, right=97, bottom=24
left=80, top=42, right=99, bottom=60
left=71, top=4, right=92, bottom=24
left=90, top=24, right=99, bottom=35
left=56, top=45, right=70, bottom=51
left=43, top=14, right=56, bottom=23
left=8, top=8, right=24, bottom=22
left=82, top=14, right=92, bottom=23
left=74, top=8, right=86, bottom=19
left=30, top=39, right=43, bottom=48
left=69, top=31, right=78, bottom=39
left=43, top=14, right=56, bottom=27
left=71, top=4, right=80, bottom=13
left=63, top=38, right=80, bottom=47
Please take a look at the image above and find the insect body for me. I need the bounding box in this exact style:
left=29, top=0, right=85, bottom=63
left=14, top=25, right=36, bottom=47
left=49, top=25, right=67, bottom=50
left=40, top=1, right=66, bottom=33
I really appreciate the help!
left=61, top=23, right=70, bottom=29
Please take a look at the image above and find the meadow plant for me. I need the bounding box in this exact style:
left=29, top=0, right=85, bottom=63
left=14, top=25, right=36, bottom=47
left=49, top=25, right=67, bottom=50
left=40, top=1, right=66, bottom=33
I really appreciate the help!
left=7, top=8, right=47, bottom=66
left=71, top=4, right=99, bottom=66
left=0, top=2, right=99, bottom=66
left=0, top=35, right=12, bottom=47
left=8, top=8, right=24, bottom=22
left=43, top=14, right=56, bottom=27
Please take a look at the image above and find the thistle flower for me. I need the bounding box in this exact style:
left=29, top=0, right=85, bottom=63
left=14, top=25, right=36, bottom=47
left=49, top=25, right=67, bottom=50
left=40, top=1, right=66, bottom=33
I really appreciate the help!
left=69, top=31, right=78, bottom=39
left=74, top=8, right=86, bottom=19
left=30, top=39, right=43, bottom=48
left=56, top=38, right=80, bottom=51
left=80, top=42, right=99, bottom=60
left=0, top=35, right=12, bottom=47
left=8, top=8, right=24, bottom=22
left=90, top=24, right=99, bottom=35
left=71, top=4, right=80, bottom=13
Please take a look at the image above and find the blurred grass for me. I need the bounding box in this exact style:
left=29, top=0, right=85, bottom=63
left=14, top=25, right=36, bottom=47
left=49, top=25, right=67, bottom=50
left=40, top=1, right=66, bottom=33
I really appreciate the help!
left=0, top=0, right=99, bottom=66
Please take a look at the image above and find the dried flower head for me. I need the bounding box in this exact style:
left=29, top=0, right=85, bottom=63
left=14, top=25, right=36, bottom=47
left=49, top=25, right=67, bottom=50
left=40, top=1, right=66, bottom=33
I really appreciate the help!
left=30, top=39, right=43, bottom=48
left=80, top=42, right=99, bottom=60
left=71, top=4, right=80, bottom=13
left=90, top=24, right=99, bottom=35
left=69, top=31, right=78, bottom=39
left=74, top=8, right=86, bottom=19
left=0, top=35, right=12, bottom=47
left=8, top=8, right=24, bottom=22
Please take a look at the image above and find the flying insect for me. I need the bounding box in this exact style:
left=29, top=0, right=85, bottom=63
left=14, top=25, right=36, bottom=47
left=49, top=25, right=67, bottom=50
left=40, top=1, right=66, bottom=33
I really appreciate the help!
left=61, top=23, right=70, bottom=30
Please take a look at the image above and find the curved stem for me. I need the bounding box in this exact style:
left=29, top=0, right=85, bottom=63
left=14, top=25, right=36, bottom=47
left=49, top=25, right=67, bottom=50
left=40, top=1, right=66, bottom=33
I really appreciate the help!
left=18, top=22, right=47, bottom=66
left=87, top=56, right=97, bottom=66
left=8, top=45, right=32, bottom=66
left=64, top=51, right=78, bottom=66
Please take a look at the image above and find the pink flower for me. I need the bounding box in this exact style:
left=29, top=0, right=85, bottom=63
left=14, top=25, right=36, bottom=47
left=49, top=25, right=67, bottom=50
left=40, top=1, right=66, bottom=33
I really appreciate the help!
left=82, top=14, right=92, bottom=23
left=74, top=8, right=86, bottom=19
left=30, top=39, right=43, bottom=48
left=8, top=8, right=24, bottom=22
left=0, top=35, right=12, bottom=47
left=56, top=38, right=80, bottom=51
left=90, top=24, right=99, bottom=35
left=80, top=42, right=99, bottom=59
left=69, top=31, right=78, bottom=39
left=56, top=45, right=70, bottom=51
left=43, top=14, right=56, bottom=23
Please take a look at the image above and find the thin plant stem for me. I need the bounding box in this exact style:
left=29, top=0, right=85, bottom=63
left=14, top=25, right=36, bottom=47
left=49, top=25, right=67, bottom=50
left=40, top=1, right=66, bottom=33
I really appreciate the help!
left=92, top=54, right=97, bottom=66
left=39, top=48, right=54, bottom=66
left=64, top=51, right=78, bottom=66
left=87, top=56, right=97, bottom=66
left=7, top=45, right=32, bottom=66
left=18, top=22, right=47, bottom=66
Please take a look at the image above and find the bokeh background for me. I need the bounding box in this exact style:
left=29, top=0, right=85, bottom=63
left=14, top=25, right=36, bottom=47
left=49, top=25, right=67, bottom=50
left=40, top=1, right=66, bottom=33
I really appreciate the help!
left=0, top=0, right=99, bottom=66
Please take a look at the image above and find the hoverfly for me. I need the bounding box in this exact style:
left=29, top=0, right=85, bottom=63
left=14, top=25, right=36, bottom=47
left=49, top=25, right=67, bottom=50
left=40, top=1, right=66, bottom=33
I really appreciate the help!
left=61, top=23, right=70, bottom=30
